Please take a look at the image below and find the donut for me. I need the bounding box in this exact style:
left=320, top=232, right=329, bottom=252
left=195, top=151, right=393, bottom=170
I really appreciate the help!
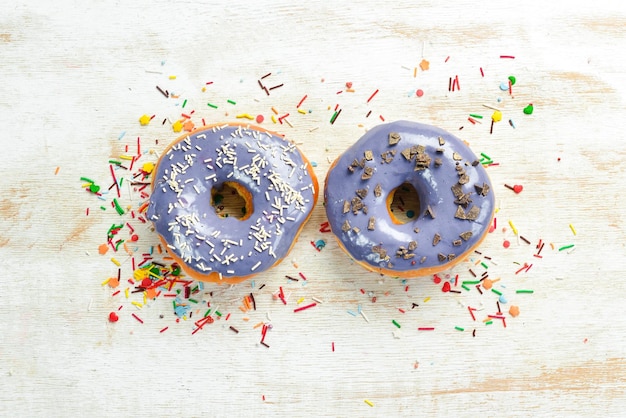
left=147, top=123, right=319, bottom=284
left=324, top=120, right=495, bottom=278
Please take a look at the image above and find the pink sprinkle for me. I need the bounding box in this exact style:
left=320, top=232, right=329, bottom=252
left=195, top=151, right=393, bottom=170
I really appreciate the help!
left=500, top=55, right=515, bottom=59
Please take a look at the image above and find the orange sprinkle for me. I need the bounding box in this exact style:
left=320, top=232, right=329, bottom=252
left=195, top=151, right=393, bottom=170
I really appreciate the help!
left=145, top=288, right=157, bottom=299
left=271, top=107, right=279, bottom=115
left=98, top=243, right=109, bottom=255
left=253, top=322, right=264, bottom=329
left=54, top=166, right=60, bottom=175
left=509, top=305, right=520, bottom=317
left=138, top=201, right=149, bottom=213
left=482, top=278, right=493, bottom=290
left=108, top=277, right=120, bottom=288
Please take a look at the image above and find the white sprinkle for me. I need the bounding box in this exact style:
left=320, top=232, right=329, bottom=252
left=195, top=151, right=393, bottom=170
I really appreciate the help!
left=251, top=261, right=262, bottom=271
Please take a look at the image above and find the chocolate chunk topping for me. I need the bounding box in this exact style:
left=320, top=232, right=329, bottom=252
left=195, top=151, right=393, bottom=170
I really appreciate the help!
left=451, top=183, right=463, bottom=198
left=364, top=150, right=374, bottom=161
left=438, top=253, right=447, bottom=262
left=448, top=254, right=456, bottom=261
left=362, top=205, right=368, bottom=214
left=381, top=150, right=396, bottom=163
left=413, top=227, right=420, bottom=233
left=408, top=240, right=417, bottom=251
left=432, top=233, right=441, bottom=246
left=414, top=152, right=432, bottom=171
left=453, top=239, right=462, bottom=246
left=459, top=231, right=473, bottom=241
left=352, top=226, right=361, bottom=234
left=454, top=192, right=473, bottom=208
left=372, top=245, right=389, bottom=260
left=342, top=220, right=351, bottom=232
left=361, top=166, right=374, bottom=180
left=458, top=174, right=469, bottom=185
left=351, top=197, right=364, bottom=214
left=401, top=148, right=412, bottom=161
left=436, top=148, right=445, bottom=154
left=425, top=205, right=436, bottom=219
left=452, top=152, right=462, bottom=161
left=342, top=200, right=350, bottom=213
left=388, top=132, right=401, bottom=145
left=420, top=256, right=427, bottom=264
left=367, top=217, right=376, bottom=231
left=356, top=188, right=368, bottom=199
left=454, top=205, right=467, bottom=219
left=474, top=182, right=490, bottom=196
left=438, top=136, right=446, bottom=146
left=471, top=160, right=480, bottom=167
left=465, top=205, right=480, bottom=220
left=434, top=158, right=443, bottom=167
left=374, top=183, right=382, bottom=197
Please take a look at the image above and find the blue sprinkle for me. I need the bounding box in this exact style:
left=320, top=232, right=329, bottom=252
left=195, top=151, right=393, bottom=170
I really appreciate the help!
left=347, top=310, right=357, bottom=317
left=314, top=239, right=326, bottom=250
left=118, top=131, right=126, bottom=140
left=499, top=294, right=508, bottom=304
left=310, top=161, right=318, bottom=167
left=499, top=82, right=509, bottom=91
left=357, top=304, right=362, bottom=314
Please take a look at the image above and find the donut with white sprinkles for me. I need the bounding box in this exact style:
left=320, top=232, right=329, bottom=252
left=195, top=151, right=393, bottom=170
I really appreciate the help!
left=148, top=123, right=319, bottom=283
left=324, top=120, right=495, bottom=278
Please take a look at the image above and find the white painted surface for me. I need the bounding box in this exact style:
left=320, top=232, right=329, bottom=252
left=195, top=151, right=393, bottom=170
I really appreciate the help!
left=1, top=0, right=625, bottom=416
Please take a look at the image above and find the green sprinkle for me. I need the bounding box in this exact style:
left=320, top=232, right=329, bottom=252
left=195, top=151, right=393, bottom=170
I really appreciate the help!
left=114, top=239, right=124, bottom=251
left=182, top=99, right=187, bottom=108
left=455, top=326, right=464, bottom=332
left=392, top=319, right=401, bottom=329
left=173, top=300, right=177, bottom=311
left=108, top=160, right=122, bottom=165
left=485, top=320, right=493, bottom=325
left=480, top=152, right=491, bottom=160
left=330, top=111, right=339, bottom=124
left=100, top=206, right=107, bottom=211
left=480, top=262, right=489, bottom=269
left=491, top=288, right=502, bottom=296
left=469, top=113, right=483, bottom=119
left=558, top=244, right=575, bottom=251
left=215, top=311, right=222, bottom=317
left=113, top=198, right=125, bottom=215
left=207, top=103, right=218, bottom=109
left=119, top=178, right=123, bottom=187
left=80, top=176, right=95, bottom=184
left=204, top=309, right=211, bottom=317
left=227, top=99, right=236, bottom=105
left=188, top=298, right=198, bottom=304
left=516, top=289, right=534, bottom=294
left=463, top=280, right=480, bottom=285
left=461, top=284, right=470, bottom=291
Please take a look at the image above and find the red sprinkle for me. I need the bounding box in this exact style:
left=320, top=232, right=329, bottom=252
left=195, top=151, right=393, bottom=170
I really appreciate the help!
left=294, top=302, right=317, bottom=313
left=131, top=313, right=143, bottom=324
left=366, top=89, right=379, bottom=103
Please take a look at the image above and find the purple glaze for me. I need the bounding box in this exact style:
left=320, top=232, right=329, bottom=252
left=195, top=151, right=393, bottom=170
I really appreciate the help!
left=324, top=121, right=495, bottom=275
left=147, top=124, right=316, bottom=279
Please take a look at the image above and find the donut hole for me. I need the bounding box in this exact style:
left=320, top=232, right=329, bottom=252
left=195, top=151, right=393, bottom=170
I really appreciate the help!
left=211, top=181, right=253, bottom=221
left=387, top=182, right=420, bottom=224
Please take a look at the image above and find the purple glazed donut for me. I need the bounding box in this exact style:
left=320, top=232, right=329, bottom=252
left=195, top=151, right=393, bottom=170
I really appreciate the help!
left=324, top=120, right=495, bottom=278
left=147, top=123, right=319, bottom=284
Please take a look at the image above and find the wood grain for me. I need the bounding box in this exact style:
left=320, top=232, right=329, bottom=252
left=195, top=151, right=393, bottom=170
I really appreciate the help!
left=1, top=0, right=625, bottom=416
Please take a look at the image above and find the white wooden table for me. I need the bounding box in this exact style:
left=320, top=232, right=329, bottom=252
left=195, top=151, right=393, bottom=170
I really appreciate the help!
left=1, top=1, right=625, bottom=416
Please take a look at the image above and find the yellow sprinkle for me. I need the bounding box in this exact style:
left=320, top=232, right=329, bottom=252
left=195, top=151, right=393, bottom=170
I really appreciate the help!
left=169, top=75, right=177, bottom=80
left=172, top=120, right=183, bottom=132
left=491, top=110, right=502, bottom=122
left=119, top=155, right=134, bottom=160
left=423, top=297, right=431, bottom=303
left=236, top=113, right=254, bottom=120
left=271, top=114, right=277, bottom=124
left=297, top=108, right=307, bottom=114
left=139, top=114, right=151, bottom=125
left=508, top=220, right=518, bottom=235
left=364, top=399, right=374, bottom=407
left=569, top=223, right=577, bottom=235
left=131, top=301, right=143, bottom=308
left=143, top=293, right=147, bottom=305
left=111, top=257, right=121, bottom=266
left=125, top=288, right=129, bottom=299
left=297, top=297, right=305, bottom=304
left=101, top=278, right=110, bottom=286
left=201, top=87, right=206, bottom=92
left=81, top=182, right=93, bottom=188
